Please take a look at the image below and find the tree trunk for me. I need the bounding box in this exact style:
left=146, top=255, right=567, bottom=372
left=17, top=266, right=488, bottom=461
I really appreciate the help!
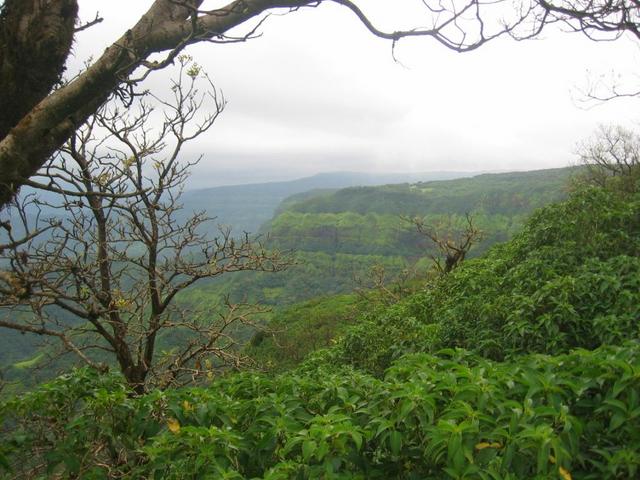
left=0, top=0, right=77, bottom=141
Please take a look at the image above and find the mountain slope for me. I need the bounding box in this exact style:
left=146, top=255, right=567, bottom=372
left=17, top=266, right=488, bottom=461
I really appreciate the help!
left=265, top=167, right=576, bottom=257
left=330, top=185, right=640, bottom=374
left=0, top=167, right=577, bottom=391
left=179, top=171, right=477, bottom=234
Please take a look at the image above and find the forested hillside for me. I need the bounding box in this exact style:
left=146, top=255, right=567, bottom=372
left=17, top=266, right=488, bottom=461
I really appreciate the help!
left=280, top=168, right=573, bottom=216
left=0, top=167, right=574, bottom=391
left=3, top=177, right=639, bottom=479
left=195, top=167, right=575, bottom=306
left=179, top=171, right=476, bottom=235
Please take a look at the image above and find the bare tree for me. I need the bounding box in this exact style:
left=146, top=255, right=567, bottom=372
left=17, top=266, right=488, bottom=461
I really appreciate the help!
left=403, top=213, right=484, bottom=274
left=0, top=0, right=638, bottom=209
left=576, top=125, right=640, bottom=192
left=0, top=58, right=290, bottom=393
left=352, top=264, right=415, bottom=306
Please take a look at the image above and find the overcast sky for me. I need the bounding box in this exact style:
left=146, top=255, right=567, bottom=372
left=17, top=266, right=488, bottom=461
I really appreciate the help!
left=72, top=1, right=639, bottom=187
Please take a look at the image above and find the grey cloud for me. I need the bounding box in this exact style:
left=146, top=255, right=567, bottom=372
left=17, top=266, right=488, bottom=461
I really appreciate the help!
left=67, top=1, right=639, bottom=184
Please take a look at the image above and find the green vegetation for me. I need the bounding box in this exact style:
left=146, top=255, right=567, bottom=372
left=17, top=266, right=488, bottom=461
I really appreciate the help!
left=0, top=167, right=576, bottom=393
left=2, top=171, right=639, bottom=478
left=3, top=345, right=639, bottom=478
left=267, top=168, right=575, bottom=257
left=282, top=168, right=574, bottom=217
left=179, top=171, right=474, bottom=235
left=162, top=168, right=576, bottom=376
left=219, top=252, right=410, bottom=304
left=246, top=294, right=360, bottom=371
left=183, top=167, right=575, bottom=310
left=221, top=167, right=578, bottom=371
left=332, top=186, right=640, bottom=374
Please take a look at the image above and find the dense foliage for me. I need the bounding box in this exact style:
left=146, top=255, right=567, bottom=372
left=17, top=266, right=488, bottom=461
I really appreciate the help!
left=3, top=344, right=640, bottom=478
left=179, top=171, right=460, bottom=236
left=334, top=186, right=640, bottom=373
left=188, top=168, right=573, bottom=314
left=246, top=294, right=360, bottom=371
left=283, top=168, right=573, bottom=217
left=267, top=211, right=518, bottom=257
left=267, top=168, right=574, bottom=257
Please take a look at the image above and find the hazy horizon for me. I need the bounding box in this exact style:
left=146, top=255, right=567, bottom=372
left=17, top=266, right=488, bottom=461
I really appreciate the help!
left=68, top=1, right=638, bottom=187
left=183, top=166, right=477, bottom=189
left=182, top=163, right=575, bottom=190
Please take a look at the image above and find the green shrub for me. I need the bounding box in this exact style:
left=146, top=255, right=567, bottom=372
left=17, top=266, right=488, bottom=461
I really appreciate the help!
left=4, top=344, right=640, bottom=478
left=336, top=295, right=441, bottom=375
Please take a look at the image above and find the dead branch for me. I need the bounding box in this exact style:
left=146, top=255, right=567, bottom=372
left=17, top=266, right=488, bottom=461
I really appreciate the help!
left=402, top=212, right=484, bottom=274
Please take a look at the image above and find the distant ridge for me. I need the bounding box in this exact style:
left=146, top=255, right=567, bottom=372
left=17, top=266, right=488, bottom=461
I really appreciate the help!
left=184, top=171, right=480, bottom=194
left=180, top=171, right=479, bottom=234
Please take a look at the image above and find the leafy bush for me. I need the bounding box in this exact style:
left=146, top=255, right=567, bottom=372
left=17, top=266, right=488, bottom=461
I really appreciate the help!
left=3, top=344, right=640, bottom=478
left=336, top=294, right=441, bottom=375
left=0, top=368, right=156, bottom=478
left=246, top=294, right=360, bottom=371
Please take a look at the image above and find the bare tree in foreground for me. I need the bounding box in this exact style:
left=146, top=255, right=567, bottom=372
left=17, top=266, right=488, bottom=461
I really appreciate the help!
left=576, top=125, right=640, bottom=192
left=1, top=0, right=639, bottom=209
left=403, top=213, right=484, bottom=274
left=0, top=59, right=290, bottom=393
